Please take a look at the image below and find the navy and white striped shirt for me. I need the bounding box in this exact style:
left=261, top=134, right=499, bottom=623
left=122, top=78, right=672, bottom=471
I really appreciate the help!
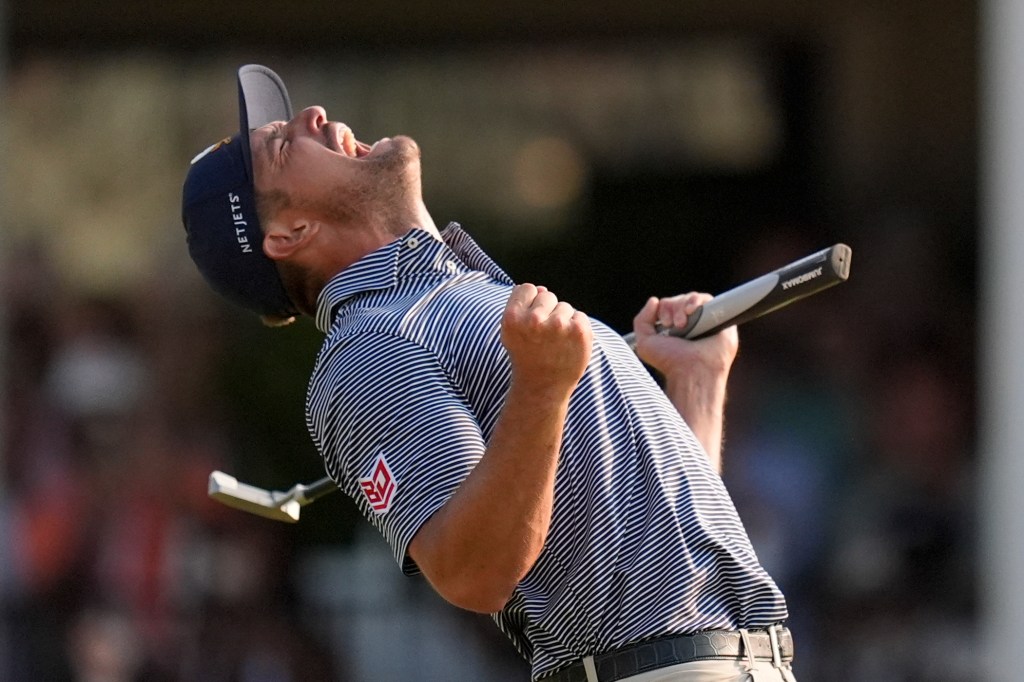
left=306, top=223, right=788, bottom=680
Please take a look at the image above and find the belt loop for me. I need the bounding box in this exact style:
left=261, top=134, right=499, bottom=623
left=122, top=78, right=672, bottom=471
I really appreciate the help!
left=582, top=655, right=598, bottom=682
left=768, top=625, right=783, bottom=669
left=738, top=629, right=757, bottom=672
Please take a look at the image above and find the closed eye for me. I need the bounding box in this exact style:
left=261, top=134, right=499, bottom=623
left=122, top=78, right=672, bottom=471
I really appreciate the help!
left=261, top=123, right=288, bottom=166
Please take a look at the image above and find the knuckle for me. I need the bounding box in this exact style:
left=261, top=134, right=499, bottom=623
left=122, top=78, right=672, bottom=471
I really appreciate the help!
left=502, top=303, right=521, bottom=323
left=538, top=290, right=559, bottom=307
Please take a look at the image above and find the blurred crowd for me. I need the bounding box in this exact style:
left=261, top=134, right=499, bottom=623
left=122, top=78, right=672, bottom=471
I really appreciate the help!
left=0, top=209, right=977, bottom=681
left=721, top=219, right=977, bottom=681
left=0, top=242, right=339, bottom=681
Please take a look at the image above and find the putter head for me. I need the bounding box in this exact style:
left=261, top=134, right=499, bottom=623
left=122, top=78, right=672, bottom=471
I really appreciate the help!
left=208, top=471, right=301, bottom=523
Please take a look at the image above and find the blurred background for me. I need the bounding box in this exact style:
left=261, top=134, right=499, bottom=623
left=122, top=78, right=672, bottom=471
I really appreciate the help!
left=0, top=0, right=1009, bottom=680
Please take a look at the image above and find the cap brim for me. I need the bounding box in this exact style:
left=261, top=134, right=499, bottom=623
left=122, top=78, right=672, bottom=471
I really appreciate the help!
left=237, top=64, right=294, bottom=180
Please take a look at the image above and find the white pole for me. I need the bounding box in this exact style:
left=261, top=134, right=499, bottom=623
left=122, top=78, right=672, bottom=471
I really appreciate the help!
left=979, top=1, right=1024, bottom=679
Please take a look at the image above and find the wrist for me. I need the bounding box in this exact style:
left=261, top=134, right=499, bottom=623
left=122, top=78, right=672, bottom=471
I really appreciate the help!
left=664, top=365, right=729, bottom=407
left=508, top=371, right=579, bottom=406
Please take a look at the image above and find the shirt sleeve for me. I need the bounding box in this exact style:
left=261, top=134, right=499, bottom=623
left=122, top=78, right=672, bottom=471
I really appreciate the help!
left=306, top=331, right=486, bottom=574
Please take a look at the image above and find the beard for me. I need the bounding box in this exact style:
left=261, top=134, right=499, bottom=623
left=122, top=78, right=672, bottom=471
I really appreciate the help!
left=313, top=135, right=422, bottom=234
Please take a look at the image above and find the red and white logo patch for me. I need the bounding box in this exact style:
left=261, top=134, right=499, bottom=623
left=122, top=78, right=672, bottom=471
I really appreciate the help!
left=359, top=455, right=397, bottom=514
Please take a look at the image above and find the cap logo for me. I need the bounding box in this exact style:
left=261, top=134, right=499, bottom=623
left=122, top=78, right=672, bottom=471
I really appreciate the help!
left=227, top=192, right=255, bottom=254
left=359, top=454, right=397, bottom=514
left=190, top=137, right=232, bottom=165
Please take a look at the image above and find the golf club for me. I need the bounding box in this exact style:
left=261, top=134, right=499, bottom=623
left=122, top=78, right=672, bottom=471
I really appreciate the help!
left=208, top=470, right=339, bottom=522
left=210, top=242, right=852, bottom=522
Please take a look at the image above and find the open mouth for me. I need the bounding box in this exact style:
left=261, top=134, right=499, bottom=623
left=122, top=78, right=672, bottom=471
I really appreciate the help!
left=327, top=122, right=374, bottom=158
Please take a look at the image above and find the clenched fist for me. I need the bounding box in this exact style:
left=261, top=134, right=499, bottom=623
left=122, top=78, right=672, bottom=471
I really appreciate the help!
left=501, top=284, right=593, bottom=398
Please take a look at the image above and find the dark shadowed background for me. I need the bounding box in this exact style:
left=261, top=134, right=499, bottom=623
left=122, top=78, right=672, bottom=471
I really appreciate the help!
left=0, top=1, right=989, bottom=680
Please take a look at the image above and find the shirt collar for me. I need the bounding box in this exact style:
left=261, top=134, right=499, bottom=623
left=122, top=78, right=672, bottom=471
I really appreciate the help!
left=314, top=222, right=513, bottom=333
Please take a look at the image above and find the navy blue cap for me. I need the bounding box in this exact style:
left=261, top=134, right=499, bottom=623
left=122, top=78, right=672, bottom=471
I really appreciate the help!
left=181, top=65, right=298, bottom=319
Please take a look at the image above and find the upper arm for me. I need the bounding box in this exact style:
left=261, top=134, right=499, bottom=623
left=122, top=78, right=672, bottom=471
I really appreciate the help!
left=307, top=332, right=487, bottom=572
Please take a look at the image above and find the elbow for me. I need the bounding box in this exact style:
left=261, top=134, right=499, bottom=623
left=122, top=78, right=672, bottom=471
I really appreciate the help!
left=408, top=522, right=538, bottom=613
left=444, top=589, right=513, bottom=615
left=428, top=570, right=517, bottom=614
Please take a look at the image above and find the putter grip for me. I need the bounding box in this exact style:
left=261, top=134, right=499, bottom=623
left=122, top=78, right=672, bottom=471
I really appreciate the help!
left=624, top=243, right=851, bottom=348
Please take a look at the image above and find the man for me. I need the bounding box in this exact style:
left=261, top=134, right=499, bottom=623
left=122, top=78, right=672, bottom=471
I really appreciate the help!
left=181, top=64, right=797, bottom=682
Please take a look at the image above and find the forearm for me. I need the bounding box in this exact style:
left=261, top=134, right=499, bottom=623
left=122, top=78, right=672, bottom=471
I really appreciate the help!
left=664, top=367, right=728, bottom=473
left=632, top=294, right=738, bottom=473
left=410, top=382, right=569, bottom=613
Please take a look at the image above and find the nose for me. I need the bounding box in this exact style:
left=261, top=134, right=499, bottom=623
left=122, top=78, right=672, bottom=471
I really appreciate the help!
left=298, top=106, right=327, bottom=133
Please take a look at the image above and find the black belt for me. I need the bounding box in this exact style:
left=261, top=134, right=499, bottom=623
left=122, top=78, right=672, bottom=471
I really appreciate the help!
left=538, top=627, right=794, bottom=682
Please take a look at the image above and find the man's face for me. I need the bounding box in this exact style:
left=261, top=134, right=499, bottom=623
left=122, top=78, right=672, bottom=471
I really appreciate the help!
left=250, top=105, right=420, bottom=227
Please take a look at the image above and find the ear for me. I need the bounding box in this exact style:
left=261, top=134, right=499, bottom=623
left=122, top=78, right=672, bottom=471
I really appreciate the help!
left=263, top=217, right=320, bottom=261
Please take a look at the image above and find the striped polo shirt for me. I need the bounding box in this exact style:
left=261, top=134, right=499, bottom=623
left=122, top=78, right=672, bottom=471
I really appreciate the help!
left=306, top=223, right=788, bottom=680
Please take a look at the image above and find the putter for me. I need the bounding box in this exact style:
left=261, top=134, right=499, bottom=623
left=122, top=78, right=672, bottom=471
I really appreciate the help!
left=210, top=243, right=851, bottom=522
left=208, top=471, right=338, bottom=523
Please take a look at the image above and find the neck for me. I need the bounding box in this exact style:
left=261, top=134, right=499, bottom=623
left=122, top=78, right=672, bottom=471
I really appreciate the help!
left=281, top=201, right=439, bottom=316
left=409, top=200, right=439, bottom=239
left=378, top=198, right=438, bottom=240
left=276, top=259, right=326, bottom=318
